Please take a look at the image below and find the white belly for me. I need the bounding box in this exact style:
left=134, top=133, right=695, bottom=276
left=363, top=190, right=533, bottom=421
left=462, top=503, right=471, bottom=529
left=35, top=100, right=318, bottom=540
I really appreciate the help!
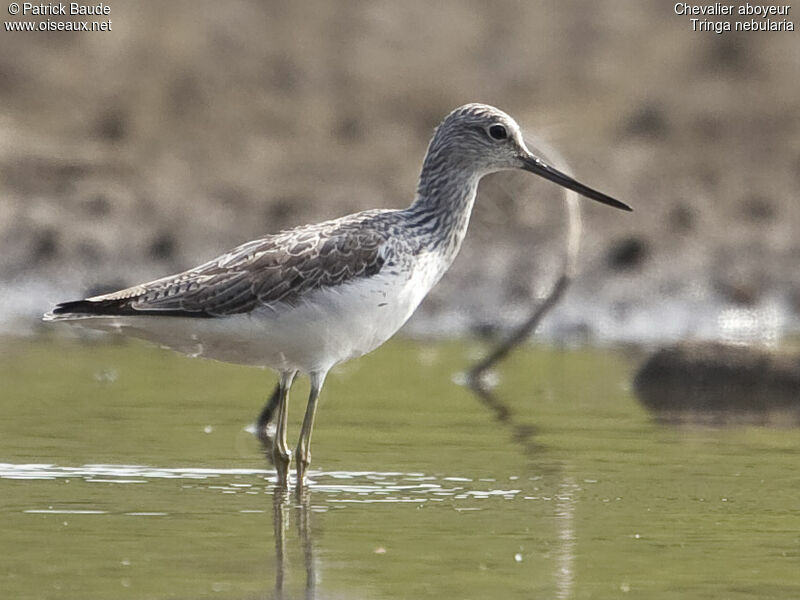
left=67, top=253, right=448, bottom=373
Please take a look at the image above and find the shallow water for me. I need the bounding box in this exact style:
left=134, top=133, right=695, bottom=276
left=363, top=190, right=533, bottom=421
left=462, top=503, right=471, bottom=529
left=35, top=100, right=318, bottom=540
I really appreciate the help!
left=1, top=335, right=799, bottom=599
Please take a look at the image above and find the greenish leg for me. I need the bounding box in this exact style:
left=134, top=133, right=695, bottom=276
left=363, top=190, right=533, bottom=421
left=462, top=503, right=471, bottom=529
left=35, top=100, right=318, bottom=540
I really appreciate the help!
left=295, top=370, right=326, bottom=486
left=273, top=370, right=297, bottom=487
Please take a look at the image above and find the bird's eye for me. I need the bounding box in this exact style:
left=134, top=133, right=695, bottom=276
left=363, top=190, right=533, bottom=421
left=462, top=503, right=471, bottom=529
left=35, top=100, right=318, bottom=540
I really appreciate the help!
left=488, top=124, right=507, bottom=141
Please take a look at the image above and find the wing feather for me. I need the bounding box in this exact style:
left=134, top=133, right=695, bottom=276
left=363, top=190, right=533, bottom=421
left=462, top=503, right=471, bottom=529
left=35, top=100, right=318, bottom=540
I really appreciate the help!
left=48, top=213, right=392, bottom=319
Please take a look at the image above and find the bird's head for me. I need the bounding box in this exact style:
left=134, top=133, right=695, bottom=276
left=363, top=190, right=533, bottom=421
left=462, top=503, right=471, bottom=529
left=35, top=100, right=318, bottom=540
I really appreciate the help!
left=428, top=103, right=631, bottom=211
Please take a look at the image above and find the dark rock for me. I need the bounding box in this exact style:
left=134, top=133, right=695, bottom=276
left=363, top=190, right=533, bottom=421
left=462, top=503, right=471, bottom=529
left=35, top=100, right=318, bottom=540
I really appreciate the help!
left=5, top=158, right=89, bottom=196
left=31, top=228, right=59, bottom=263
left=335, top=115, right=362, bottom=142
left=634, top=342, right=800, bottom=424
left=620, top=103, right=669, bottom=139
left=148, top=233, right=177, bottom=261
left=550, top=321, right=591, bottom=344
left=471, top=320, right=501, bottom=340
left=669, top=204, right=695, bottom=233
left=265, top=196, right=300, bottom=227
left=713, top=277, right=761, bottom=307
left=741, top=195, right=774, bottom=221
left=84, top=194, right=112, bottom=216
left=505, top=275, right=531, bottom=303
left=704, top=37, right=749, bottom=73
left=606, top=236, right=648, bottom=271
left=95, top=108, right=127, bottom=142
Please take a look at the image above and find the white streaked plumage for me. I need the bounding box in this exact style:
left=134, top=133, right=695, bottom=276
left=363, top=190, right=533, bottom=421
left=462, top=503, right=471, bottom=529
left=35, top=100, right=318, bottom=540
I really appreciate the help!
left=64, top=249, right=448, bottom=372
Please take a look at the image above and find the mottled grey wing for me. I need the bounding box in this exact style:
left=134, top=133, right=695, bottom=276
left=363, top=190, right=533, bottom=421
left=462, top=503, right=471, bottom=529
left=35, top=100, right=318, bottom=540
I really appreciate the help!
left=50, top=224, right=389, bottom=318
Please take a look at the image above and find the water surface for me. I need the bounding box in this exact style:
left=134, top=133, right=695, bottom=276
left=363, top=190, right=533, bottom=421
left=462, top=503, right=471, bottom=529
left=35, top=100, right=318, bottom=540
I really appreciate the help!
left=1, top=336, right=798, bottom=599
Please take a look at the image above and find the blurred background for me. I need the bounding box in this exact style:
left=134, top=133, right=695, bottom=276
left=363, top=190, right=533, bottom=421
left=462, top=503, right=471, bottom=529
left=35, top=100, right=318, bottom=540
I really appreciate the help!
left=1, top=0, right=799, bottom=345
left=4, top=5, right=800, bottom=599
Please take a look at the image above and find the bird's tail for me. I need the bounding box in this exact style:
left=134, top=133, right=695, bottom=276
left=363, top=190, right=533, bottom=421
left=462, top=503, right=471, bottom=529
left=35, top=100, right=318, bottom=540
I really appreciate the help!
left=43, top=298, right=130, bottom=321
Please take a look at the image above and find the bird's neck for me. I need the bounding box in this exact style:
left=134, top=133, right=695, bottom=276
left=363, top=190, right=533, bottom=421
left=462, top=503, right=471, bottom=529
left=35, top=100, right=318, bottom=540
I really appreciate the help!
left=404, top=153, right=482, bottom=260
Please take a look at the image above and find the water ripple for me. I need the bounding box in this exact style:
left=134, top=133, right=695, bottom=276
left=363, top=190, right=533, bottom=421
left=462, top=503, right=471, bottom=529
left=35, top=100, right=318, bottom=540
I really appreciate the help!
left=1, top=462, right=530, bottom=506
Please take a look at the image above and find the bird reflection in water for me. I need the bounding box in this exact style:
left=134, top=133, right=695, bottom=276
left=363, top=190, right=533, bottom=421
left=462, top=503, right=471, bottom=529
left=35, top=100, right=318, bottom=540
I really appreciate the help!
left=271, top=487, right=316, bottom=600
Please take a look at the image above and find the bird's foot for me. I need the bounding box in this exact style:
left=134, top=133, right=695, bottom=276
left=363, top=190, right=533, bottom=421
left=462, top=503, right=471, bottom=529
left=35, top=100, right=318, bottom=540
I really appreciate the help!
left=273, top=447, right=292, bottom=487
left=295, top=452, right=311, bottom=487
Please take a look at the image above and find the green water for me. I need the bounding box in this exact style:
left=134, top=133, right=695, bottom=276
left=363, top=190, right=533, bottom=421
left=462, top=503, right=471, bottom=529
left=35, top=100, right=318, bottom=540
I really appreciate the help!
left=1, top=335, right=798, bottom=599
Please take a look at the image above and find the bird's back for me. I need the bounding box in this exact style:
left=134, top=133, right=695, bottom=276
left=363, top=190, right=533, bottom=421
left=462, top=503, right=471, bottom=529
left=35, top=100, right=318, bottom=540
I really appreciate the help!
left=46, top=209, right=400, bottom=320
left=43, top=208, right=445, bottom=371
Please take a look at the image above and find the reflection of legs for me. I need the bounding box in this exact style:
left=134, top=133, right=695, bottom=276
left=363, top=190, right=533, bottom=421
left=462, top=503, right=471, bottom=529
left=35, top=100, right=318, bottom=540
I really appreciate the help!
left=272, top=488, right=290, bottom=599
left=296, top=370, right=326, bottom=486
left=273, top=370, right=297, bottom=487
left=256, top=382, right=281, bottom=451
left=295, top=487, right=316, bottom=599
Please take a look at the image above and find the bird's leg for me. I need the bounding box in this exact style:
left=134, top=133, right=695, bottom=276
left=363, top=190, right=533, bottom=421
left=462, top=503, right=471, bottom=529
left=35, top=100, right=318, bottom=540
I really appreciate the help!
left=256, top=382, right=281, bottom=452
left=295, top=371, right=326, bottom=486
left=273, top=370, right=297, bottom=487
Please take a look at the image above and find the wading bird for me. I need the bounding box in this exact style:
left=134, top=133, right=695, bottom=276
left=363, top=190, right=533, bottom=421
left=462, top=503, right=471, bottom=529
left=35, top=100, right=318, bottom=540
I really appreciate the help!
left=44, top=103, right=631, bottom=486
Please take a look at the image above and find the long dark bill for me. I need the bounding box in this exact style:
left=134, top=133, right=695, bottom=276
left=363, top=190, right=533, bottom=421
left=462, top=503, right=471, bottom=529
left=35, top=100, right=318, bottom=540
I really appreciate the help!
left=521, top=154, right=632, bottom=212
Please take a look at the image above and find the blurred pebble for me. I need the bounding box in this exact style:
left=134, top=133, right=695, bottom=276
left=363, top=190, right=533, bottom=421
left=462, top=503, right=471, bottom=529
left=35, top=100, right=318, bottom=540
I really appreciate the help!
left=620, top=103, right=669, bottom=139
left=634, top=342, right=800, bottom=424
left=606, top=236, right=648, bottom=271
